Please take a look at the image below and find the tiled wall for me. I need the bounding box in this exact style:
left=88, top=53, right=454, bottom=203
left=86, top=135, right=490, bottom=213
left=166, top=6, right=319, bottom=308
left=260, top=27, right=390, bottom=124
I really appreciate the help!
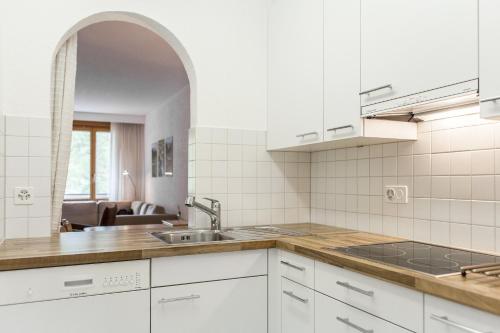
left=310, top=108, right=500, bottom=254
left=188, top=127, right=311, bottom=228
left=0, top=115, right=4, bottom=242
left=4, top=116, right=51, bottom=238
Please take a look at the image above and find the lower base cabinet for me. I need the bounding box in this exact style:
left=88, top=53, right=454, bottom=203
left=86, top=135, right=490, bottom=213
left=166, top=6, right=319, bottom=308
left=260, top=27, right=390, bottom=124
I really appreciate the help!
left=281, top=278, right=315, bottom=333
left=315, top=292, right=412, bottom=333
left=151, top=275, right=267, bottom=333
left=425, top=295, right=500, bottom=333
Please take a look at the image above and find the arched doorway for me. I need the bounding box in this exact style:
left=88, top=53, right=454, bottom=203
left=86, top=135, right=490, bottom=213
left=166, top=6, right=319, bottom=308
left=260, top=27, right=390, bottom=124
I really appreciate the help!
left=54, top=13, right=194, bottom=232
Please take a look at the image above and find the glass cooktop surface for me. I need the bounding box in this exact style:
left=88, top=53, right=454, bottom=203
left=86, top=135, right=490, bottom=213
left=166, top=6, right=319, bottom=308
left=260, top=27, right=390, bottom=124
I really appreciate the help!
left=333, top=241, right=500, bottom=276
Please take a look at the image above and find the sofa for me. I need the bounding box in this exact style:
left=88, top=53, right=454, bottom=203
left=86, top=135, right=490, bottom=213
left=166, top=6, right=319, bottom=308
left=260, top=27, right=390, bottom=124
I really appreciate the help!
left=62, top=200, right=173, bottom=230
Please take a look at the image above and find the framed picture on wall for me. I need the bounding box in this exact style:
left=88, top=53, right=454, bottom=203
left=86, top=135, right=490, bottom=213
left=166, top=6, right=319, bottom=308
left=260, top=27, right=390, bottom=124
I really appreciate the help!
left=151, top=142, right=158, bottom=178
left=164, top=136, right=173, bottom=176
left=157, top=139, right=166, bottom=177
left=152, top=136, right=173, bottom=177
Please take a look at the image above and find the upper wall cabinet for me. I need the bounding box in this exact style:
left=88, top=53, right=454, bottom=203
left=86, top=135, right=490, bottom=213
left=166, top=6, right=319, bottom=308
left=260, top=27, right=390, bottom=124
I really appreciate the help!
left=479, top=0, right=500, bottom=119
left=361, top=0, right=478, bottom=115
left=268, top=0, right=417, bottom=151
left=323, top=0, right=361, bottom=141
left=267, top=0, right=324, bottom=150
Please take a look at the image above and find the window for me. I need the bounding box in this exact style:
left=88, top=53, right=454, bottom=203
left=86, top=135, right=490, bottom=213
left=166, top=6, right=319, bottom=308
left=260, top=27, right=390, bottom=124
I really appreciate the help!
left=64, top=121, right=111, bottom=200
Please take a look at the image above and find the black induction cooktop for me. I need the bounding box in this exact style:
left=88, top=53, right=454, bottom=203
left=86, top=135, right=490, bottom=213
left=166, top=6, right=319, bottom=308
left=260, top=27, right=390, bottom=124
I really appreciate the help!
left=333, top=241, right=500, bottom=276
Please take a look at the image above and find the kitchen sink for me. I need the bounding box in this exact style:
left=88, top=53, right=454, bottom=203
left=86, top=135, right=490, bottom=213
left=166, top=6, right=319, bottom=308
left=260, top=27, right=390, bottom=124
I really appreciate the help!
left=150, top=225, right=311, bottom=245
left=151, top=229, right=235, bottom=244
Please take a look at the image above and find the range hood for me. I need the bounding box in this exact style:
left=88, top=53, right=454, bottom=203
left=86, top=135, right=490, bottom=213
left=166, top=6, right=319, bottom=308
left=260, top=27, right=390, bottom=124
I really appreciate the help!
left=361, top=79, right=479, bottom=119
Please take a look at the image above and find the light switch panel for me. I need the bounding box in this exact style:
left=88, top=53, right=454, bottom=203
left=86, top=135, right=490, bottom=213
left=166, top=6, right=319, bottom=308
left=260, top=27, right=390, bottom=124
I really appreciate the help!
left=15, top=187, right=34, bottom=205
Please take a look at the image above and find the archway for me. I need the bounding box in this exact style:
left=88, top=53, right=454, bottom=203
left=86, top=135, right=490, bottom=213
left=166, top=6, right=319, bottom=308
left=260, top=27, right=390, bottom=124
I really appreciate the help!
left=54, top=12, right=194, bottom=232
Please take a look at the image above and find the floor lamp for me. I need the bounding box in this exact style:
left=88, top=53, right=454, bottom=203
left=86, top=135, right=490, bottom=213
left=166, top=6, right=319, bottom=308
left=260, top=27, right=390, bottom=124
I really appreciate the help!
left=122, top=170, right=137, bottom=200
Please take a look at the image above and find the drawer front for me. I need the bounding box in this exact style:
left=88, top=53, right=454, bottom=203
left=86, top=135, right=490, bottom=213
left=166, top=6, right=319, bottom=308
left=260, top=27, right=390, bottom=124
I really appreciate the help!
left=152, top=276, right=267, bottom=333
left=279, top=250, right=315, bottom=288
left=315, top=261, right=423, bottom=332
left=152, top=249, right=267, bottom=287
left=316, top=292, right=412, bottom=333
left=281, top=278, right=314, bottom=333
left=425, top=295, right=500, bottom=333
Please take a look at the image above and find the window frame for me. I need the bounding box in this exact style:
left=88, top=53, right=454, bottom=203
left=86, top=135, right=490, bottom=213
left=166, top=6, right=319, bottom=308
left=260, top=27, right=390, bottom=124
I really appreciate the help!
left=66, top=120, right=111, bottom=201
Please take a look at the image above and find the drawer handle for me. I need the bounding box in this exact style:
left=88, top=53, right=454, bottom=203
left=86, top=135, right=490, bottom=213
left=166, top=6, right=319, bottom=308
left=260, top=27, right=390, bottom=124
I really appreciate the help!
left=296, top=131, right=318, bottom=138
left=158, top=294, right=200, bottom=304
left=481, top=96, right=500, bottom=103
left=359, top=84, right=392, bottom=96
left=282, top=290, right=308, bottom=303
left=336, top=281, right=374, bottom=297
left=280, top=260, right=306, bottom=271
left=430, top=314, right=491, bottom=333
left=336, top=317, right=374, bottom=333
left=326, top=125, right=354, bottom=133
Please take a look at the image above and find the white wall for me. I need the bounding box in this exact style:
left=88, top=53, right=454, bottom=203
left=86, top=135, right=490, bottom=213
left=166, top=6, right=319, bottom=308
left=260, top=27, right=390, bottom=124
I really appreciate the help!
left=0, top=0, right=268, bottom=130
left=145, top=87, right=190, bottom=218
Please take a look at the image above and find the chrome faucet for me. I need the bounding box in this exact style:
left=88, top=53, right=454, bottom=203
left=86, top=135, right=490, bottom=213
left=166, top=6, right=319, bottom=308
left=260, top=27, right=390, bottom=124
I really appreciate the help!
left=185, top=196, right=221, bottom=230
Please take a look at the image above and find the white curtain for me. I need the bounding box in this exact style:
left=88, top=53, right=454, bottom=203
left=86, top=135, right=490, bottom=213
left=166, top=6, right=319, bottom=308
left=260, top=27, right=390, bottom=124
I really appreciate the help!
left=51, top=35, right=78, bottom=233
left=110, top=123, right=145, bottom=201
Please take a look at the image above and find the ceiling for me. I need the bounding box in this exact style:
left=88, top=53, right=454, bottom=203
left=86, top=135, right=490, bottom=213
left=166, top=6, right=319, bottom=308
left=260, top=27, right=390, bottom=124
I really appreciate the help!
left=75, top=21, right=189, bottom=116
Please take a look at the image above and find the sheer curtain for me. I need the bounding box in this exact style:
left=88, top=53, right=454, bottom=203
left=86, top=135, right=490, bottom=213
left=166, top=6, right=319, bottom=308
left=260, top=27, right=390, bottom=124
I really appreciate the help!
left=109, top=123, right=145, bottom=201
left=51, top=35, right=78, bottom=233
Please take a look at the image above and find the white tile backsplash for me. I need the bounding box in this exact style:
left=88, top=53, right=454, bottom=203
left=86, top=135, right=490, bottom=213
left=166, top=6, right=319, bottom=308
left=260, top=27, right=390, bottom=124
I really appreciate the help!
left=189, top=127, right=310, bottom=228
left=3, top=115, right=51, bottom=239
left=310, top=112, right=500, bottom=254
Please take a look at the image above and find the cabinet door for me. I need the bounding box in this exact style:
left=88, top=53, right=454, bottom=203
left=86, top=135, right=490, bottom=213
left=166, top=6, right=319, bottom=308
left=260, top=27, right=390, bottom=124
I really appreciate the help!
left=268, top=0, right=323, bottom=150
left=480, top=0, right=500, bottom=119
left=425, top=295, right=500, bottom=333
left=324, top=0, right=361, bottom=141
left=316, top=292, right=412, bottom=333
left=151, top=276, right=267, bottom=333
left=281, top=277, right=314, bottom=333
left=361, top=0, right=478, bottom=106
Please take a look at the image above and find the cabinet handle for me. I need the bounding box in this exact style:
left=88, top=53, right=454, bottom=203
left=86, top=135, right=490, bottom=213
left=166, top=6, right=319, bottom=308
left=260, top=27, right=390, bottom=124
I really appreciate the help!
left=430, top=314, right=491, bottom=333
left=296, top=131, right=318, bottom=138
left=158, top=294, right=200, bottom=304
left=326, top=125, right=354, bottom=133
left=359, top=84, right=392, bottom=96
left=336, top=317, right=374, bottom=333
left=282, top=290, right=308, bottom=303
left=280, top=260, right=306, bottom=271
left=480, top=96, right=500, bottom=103
left=336, top=281, right=374, bottom=297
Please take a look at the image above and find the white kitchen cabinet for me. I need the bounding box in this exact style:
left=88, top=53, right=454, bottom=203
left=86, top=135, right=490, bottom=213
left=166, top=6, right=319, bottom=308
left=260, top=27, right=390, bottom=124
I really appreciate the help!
left=315, top=260, right=423, bottom=332
left=151, top=249, right=267, bottom=287
left=267, top=0, right=324, bottom=150
left=480, top=0, right=500, bottom=119
left=425, top=295, right=500, bottom=333
left=316, top=292, right=412, bottom=333
left=281, top=277, right=315, bottom=333
left=268, top=249, right=281, bottom=333
left=279, top=249, right=315, bottom=288
left=361, top=0, right=478, bottom=112
left=151, top=276, right=267, bottom=333
left=323, top=0, right=361, bottom=141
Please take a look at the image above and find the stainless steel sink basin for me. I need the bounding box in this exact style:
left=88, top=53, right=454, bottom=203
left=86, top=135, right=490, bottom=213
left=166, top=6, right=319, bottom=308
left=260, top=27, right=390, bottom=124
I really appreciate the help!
left=150, top=225, right=311, bottom=245
left=151, top=229, right=235, bottom=244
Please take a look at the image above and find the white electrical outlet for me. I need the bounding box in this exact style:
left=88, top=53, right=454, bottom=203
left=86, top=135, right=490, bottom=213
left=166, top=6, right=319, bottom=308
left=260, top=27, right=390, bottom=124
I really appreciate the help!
left=14, top=187, right=34, bottom=205
left=384, top=185, right=408, bottom=204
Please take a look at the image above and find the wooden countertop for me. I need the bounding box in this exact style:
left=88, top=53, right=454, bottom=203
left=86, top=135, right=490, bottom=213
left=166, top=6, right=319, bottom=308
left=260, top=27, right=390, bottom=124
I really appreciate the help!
left=0, top=223, right=499, bottom=316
